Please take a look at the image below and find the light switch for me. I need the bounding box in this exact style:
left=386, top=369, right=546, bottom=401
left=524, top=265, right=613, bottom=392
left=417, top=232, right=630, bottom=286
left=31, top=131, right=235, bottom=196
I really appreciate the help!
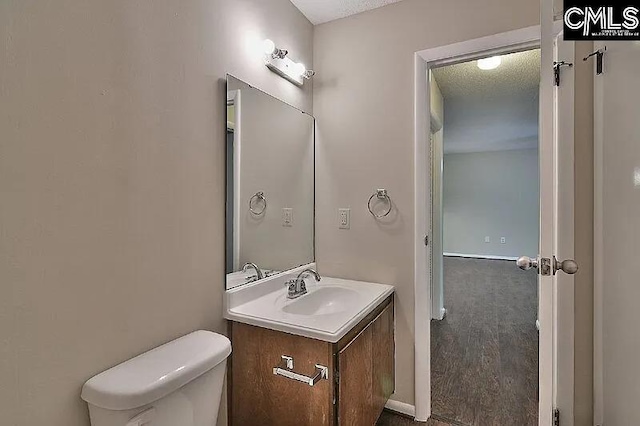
left=339, top=208, right=350, bottom=229
left=485, top=236, right=491, bottom=243
left=282, top=208, right=293, bottom=227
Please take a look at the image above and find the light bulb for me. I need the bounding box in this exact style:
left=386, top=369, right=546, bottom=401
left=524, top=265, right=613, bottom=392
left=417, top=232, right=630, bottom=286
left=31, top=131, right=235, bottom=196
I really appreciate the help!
left=263, top=39, right=276, bottom=55
left=294, top=62, right=307, bottom=76
left=477, top=56, right=502, bottom=70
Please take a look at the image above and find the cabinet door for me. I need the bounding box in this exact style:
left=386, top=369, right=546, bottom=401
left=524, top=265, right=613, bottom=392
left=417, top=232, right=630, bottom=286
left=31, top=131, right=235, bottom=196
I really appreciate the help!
left=372, top=302, right=395, bottom=415
left=231, top=322, right=334, bottom=426
left=338, top=325, right=374, bottom=426
left=338, top=302, right=394, bottom=425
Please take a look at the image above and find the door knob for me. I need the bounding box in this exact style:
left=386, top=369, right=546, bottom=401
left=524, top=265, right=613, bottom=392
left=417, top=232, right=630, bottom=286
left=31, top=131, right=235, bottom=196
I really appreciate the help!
left=554, top=257, right=579, bottom=275
left=516, top=256, right=538, bottom=271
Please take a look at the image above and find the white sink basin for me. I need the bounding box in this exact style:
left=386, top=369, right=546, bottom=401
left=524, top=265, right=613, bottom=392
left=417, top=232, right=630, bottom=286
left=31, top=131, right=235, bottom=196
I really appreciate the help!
left=281, top=286, right=361, bottom=316
left=224, top=265, right=394, bottom=343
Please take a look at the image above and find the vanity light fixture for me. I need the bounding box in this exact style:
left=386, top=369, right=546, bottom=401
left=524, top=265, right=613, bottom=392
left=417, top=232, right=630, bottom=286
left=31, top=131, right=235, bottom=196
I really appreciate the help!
left=263, top=39, right=315, bottom=86
left=477, top=56, right=502, bottom=70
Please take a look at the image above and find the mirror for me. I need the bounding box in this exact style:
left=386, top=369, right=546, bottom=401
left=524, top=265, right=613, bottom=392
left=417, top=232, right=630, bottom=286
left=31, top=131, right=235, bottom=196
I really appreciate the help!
left=226, top=75, right=314, bottom=290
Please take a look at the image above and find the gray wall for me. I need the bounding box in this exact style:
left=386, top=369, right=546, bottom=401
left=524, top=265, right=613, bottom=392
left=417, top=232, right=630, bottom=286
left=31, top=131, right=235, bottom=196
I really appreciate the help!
left=313, top=0, right=541, bottom=406
left=443, top=149, right=540, bottom=258
left=443, top=93, right=539, bottom=154
left=0, top=1, right=312, bottom=424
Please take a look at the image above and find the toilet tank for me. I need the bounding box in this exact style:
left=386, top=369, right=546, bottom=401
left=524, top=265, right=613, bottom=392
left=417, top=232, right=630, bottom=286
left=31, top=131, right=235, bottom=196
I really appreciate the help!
left=81, top=330, right=231, bottom=426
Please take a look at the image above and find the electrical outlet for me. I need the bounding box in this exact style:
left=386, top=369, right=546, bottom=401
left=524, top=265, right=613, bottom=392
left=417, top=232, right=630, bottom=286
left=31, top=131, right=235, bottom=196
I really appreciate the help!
left=282, top=208, right=293, bottom=227
left=339, top=208, right=350, bottom=229
left=485, top=236, right=491, bottom=243
left=501, top=237, right=506, bottom=244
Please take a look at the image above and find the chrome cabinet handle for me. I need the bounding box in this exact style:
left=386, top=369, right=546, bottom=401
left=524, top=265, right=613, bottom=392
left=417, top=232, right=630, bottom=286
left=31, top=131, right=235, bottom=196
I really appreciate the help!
left=272, top=355, right=328, bottom=386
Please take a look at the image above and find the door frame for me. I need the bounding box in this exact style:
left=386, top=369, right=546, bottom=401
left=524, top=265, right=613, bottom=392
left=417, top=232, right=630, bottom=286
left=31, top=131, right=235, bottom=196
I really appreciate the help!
left=413, top=22, right=570, bottom=423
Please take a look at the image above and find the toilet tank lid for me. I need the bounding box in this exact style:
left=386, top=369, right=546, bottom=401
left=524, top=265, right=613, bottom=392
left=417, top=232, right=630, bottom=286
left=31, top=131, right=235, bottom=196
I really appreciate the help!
left=81, top=330, right=231, bottom=411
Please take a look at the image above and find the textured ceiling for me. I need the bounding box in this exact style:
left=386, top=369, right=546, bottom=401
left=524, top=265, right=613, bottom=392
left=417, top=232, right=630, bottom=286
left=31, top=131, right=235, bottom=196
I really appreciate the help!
left=433, top=49, right=541, bottom=154
left=289, top=0, right=405, bottom=25
left=432, top=49, right=541, bottom=100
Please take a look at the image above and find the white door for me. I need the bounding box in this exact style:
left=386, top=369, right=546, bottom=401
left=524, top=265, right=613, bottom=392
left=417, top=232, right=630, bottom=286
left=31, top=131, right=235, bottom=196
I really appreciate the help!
left=594, top=40, right=640, bottom=425
left=518, top=22, right=577, bottom=425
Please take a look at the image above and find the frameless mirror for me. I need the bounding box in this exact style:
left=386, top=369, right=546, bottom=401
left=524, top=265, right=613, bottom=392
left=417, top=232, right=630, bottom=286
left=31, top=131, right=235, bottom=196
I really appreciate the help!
left=226, top=75, right=314, bottom=290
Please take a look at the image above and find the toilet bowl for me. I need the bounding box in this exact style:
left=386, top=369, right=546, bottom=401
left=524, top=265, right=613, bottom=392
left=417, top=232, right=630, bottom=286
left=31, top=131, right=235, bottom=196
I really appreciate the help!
left=81, top=330, right=231, bottom=426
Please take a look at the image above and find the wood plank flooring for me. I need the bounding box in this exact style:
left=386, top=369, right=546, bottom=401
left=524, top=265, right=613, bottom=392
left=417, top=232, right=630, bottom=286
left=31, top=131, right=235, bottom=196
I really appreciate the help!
left=430, top=257, right=539, bottom=426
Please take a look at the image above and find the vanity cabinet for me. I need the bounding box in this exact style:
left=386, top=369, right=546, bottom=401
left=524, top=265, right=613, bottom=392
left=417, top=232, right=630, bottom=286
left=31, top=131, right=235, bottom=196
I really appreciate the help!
left=229, top=295, right=394, bottom=426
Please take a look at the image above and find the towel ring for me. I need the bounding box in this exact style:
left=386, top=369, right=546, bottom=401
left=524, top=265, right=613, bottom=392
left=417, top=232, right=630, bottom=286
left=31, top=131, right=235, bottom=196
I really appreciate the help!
left=368, top=189, right=392, bottom=218
left=249, top=191, right=267, bottom=216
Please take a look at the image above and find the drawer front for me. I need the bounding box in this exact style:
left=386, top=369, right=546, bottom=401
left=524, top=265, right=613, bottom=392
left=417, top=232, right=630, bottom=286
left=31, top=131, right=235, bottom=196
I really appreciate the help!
left=230, top=323, right=334, bottom=426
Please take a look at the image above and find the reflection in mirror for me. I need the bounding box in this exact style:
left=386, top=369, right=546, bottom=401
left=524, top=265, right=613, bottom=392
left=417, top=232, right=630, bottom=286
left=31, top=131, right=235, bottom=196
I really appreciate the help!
left=226, top=75, right=314, bottom=290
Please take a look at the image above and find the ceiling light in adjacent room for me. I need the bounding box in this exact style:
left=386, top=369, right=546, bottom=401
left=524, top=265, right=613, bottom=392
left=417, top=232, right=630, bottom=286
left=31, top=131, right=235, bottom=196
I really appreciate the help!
left=477, top=56, right=502, bottom=70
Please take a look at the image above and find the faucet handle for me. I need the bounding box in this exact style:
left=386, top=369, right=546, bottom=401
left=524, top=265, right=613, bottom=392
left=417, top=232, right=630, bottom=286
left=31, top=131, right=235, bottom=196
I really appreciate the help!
left=284, top=279, right=296, bottom=294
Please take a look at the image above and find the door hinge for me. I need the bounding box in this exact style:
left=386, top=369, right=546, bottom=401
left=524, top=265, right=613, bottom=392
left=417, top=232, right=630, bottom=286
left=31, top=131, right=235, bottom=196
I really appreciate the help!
left=425, top=235, right=429, bottom=246
left=553, top=61, right=573, bottom=86
left=554, top=409, right=560, bottom=426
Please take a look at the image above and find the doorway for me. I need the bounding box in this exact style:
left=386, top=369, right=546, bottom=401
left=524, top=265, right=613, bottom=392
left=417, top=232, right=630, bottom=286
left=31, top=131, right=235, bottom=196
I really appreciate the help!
left=412, top=22, right=574, bottom=425
left=428, top=49, right=541, bottom=425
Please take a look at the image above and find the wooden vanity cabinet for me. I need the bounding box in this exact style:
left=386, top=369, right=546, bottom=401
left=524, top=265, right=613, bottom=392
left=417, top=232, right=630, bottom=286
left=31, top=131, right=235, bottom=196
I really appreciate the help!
left=229, top=295, right=394, bottom=426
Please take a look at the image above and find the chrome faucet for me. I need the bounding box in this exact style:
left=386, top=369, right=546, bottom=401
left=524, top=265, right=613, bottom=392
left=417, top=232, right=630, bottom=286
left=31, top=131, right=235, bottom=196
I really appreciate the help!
left=242, top=262, right=264, bottom=280
left=285, top=268, right=321, bottom=299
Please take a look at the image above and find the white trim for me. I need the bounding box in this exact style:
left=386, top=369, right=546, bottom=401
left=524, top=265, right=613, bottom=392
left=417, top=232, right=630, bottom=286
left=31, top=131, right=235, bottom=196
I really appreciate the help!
left=413, top=53, right=431, bottom=423
left=384, top=399, right=416, bottom=418
left=417, top=25, right=541, bottom=65
left=443, top=252, right=519, bottom=261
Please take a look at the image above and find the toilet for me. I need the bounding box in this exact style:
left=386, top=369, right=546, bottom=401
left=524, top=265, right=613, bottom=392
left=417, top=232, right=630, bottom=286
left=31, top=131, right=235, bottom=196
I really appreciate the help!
left=81, top=330, right=231, bottom=426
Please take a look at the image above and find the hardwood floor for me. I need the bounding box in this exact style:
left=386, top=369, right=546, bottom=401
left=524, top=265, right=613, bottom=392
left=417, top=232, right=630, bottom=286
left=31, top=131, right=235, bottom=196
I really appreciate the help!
left=430, top=257, right=539, bottom=426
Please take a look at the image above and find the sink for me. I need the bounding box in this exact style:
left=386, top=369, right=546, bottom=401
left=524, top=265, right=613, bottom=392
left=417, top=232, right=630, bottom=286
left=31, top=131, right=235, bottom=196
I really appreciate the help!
left=224, top=266, right=394, bottom=342
left=282, top=286, right=361, bottom=316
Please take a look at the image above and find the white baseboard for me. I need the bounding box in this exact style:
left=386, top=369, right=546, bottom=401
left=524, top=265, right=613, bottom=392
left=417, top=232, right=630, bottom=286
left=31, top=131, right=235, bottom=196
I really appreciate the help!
left=444, top=252, right=519, bottom=261
left=385, top=399, right=416, bottom=418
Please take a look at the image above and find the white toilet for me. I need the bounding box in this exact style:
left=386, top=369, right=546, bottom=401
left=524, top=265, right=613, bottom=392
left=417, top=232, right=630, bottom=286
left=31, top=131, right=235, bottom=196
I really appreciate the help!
left=81, top=330, right=231, bottom=426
